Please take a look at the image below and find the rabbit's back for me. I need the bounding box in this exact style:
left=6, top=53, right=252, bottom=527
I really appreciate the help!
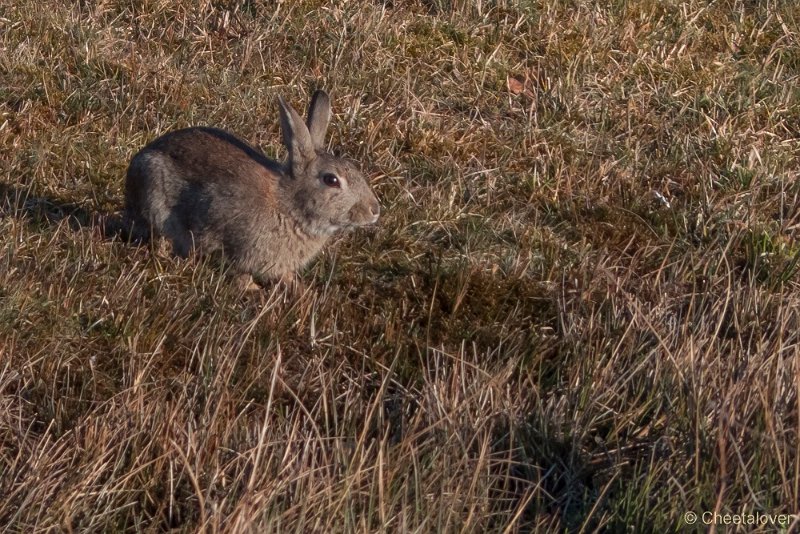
left=125, top=127, right=284, bottom=258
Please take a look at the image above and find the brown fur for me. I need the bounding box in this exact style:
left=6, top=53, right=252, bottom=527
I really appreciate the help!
left=124, top=91, right=380, bottom=284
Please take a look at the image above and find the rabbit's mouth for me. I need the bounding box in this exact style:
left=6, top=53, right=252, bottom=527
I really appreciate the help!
left=317, top=211, right=377, bottom=234
left=342, top=217, right=377, bottom=229
left=316, top=220, right=343, bottom=235
left=346, top=217, right=378, bottom=229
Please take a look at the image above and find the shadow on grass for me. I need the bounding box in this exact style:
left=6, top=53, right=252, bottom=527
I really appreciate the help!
left=0, top=181, right=129, bottom=240
left=484, top=418, right=600, bottom=532
left=0, top=181, right=95, bottom=228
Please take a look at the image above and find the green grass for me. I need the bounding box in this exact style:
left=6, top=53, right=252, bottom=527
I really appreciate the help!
left=1, top=0, right=799, bottom=531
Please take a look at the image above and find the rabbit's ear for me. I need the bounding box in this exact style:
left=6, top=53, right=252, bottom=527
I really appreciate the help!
left=306, top=90, right=331, bottom=152
left=278, top=96, right=316, bottom=172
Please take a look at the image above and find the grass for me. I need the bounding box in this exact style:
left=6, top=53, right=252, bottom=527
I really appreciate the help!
left=1, top=0, right=799, bottom=531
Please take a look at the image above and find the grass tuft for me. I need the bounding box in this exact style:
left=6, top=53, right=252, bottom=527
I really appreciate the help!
left=2, top=0, right=800, bottom=531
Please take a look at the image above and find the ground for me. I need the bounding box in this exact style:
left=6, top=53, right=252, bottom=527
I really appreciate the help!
left=1, top=0, right=799, bottom=532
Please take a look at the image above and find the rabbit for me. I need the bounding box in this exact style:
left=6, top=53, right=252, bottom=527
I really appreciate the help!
left=123, top=90, right=380, bottom=289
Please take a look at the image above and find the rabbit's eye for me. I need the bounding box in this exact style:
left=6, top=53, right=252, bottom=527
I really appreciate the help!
left=322, top=173, right=341, bottom=188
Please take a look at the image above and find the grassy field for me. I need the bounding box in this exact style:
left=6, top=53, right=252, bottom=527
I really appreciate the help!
left=1, top=0, right=799, bottom=531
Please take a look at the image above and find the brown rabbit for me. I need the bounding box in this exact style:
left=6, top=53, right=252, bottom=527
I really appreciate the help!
left=124, top=90, right=380, bottom=288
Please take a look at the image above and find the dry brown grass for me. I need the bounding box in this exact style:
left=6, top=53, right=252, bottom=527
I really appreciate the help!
left=1, top=0, right=800, bottom=532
